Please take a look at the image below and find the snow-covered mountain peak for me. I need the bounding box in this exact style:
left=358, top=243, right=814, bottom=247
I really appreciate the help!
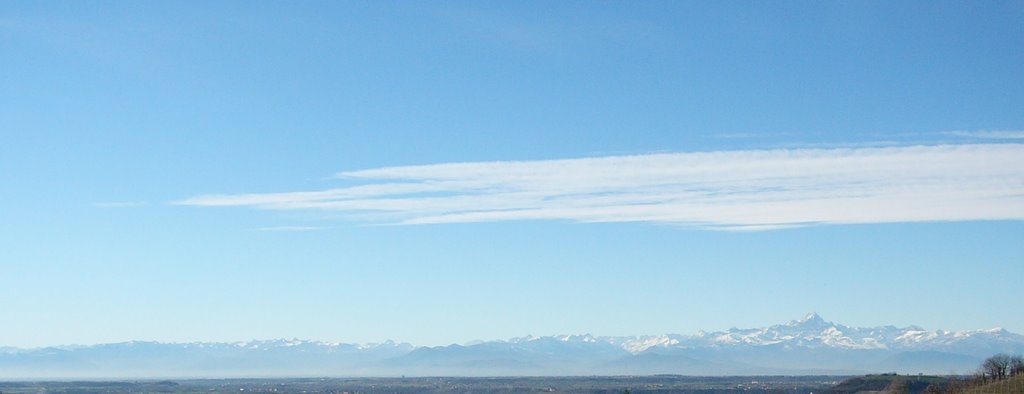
left=799, top=312, right=823, bottom=323
left=619, top=335, right=680, bottom=353
left=558, top=333, right=597, bottom=343
left=359, top=339, right=405, bottom=349
left=507, top=335, right=540, bottom=343
left=786, top=312, right=832, bottom=329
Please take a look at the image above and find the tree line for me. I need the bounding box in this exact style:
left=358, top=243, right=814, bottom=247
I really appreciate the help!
left=980, top=353, right=1024, bottom=382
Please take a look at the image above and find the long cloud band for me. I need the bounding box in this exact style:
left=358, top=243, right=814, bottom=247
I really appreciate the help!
left=177, top=143, right=1024, bottom=230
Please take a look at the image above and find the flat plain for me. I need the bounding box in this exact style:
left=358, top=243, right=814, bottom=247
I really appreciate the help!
left=0, top=375, right=843, bottom=394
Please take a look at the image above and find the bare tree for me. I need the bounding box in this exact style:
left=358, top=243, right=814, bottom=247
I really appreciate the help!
left=1011, top=354, right=1024, bottom=377
left=983, top=353, right=1011, bottom=380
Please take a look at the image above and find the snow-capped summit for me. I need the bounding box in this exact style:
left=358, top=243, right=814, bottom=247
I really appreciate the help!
left=789, top=312, right=828, bottom=327
left=618, top=335, right=681, bottom=353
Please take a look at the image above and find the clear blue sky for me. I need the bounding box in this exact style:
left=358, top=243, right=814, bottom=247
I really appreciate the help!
left=2, top=1, right=1023, bottom=348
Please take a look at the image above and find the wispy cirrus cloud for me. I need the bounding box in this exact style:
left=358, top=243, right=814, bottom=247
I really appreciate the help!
left=177, top=144, right=1024, bottom=231
left=944, top=130, right=1024, bottom=139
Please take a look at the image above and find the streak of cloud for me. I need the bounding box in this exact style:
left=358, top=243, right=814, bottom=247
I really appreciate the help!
left=177, top=144, right=1024, bottom=230
left=944, top=130, right=1024, bottom=139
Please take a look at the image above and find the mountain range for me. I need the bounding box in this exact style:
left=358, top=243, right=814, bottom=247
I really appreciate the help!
left=3, top=314, right=1022, bottom=378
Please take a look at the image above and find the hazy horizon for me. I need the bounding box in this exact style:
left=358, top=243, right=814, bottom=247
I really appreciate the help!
left=3, top=312, right=1020, bottom=350
left=2, top=1, right=1022, bottom=352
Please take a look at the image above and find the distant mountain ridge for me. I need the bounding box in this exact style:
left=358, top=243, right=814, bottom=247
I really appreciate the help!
left=581, top=313, right=1024, bottom=354
left=3, top=314, right=1022, bottom=378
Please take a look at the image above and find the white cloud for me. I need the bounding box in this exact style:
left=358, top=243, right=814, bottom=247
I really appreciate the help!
left=177, top=144, right=1024, bottom=230
left=945, top=130, right=1024, bottom=139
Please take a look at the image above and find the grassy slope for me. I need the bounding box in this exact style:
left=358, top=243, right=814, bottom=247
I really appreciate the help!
left=958, top=374, right=1024, bottom=394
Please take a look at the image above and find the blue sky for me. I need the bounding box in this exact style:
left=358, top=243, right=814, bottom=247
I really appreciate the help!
left=2, top=1, right=1023, bottom=348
